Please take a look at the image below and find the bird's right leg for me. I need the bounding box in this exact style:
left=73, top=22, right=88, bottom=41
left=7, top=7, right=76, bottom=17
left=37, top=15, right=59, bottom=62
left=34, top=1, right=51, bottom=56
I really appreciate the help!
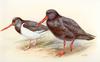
left=27, top=39, right=37, bottom=49
left=23, top=40, right=32, bottom=50
left=70, top=36, right=75, bottom=51
left=31, top=39, right=37, bottom=47
left=23, top=39, right=37, bottom=50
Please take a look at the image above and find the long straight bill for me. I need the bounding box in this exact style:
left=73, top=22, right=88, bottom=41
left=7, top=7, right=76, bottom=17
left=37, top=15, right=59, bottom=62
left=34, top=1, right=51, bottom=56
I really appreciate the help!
left=0, top=23, right=13, bottom=31
left=37, top=16, right=48, bottom=27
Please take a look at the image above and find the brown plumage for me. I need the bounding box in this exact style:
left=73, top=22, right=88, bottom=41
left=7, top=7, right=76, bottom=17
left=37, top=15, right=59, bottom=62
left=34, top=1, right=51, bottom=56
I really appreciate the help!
left=37, top=9, right=95, bottom=56
left=47, top=16, right=94, bottom=40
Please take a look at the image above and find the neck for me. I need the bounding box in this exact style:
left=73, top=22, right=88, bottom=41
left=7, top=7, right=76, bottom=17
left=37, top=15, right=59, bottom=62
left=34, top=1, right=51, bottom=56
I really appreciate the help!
left=15, top=22, right=23, bottom=33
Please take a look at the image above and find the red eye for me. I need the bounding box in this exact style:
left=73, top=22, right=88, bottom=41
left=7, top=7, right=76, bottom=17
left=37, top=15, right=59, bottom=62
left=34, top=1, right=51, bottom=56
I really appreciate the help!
left=12, top=20, right=16, bottom=23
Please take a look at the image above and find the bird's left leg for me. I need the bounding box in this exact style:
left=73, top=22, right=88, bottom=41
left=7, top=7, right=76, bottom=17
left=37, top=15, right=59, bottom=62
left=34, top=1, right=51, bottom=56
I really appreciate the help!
left=31, top=39, right=37, bottom=47
left=23, top=40, right=32, bottom=50
left=64, top=37, right=66, bottom=49
left=23, top=39, right=37, bottom=50
left=56, top=37, right=66, bottom=56
left=70, top=36, right=75, bottom=51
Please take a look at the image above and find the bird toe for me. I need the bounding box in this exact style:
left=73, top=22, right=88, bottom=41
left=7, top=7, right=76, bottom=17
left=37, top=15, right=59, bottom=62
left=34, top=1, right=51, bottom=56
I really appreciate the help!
left=56, top=50, right=65, bottom=57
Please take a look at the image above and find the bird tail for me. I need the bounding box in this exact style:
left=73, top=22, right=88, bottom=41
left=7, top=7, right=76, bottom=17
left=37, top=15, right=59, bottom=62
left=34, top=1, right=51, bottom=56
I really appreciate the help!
left=77, top=33, right=95, bottom=40
left=86, top=33, right=95, bottom=40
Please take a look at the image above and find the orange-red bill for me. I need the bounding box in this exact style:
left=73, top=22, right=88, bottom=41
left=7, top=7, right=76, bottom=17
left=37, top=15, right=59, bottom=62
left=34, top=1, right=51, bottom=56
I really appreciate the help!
left=37, top=16, right=48, bottom=27
left=32, top=16, right=48, bottom=31
left=0, top=23, right=13, bottom=31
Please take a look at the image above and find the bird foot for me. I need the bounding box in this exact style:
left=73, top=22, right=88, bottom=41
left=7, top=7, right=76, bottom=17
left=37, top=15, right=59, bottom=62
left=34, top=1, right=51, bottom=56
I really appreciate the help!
left=70, top=44, right=74, bottom=51
left=56, top=50, right=65, bottom=57
left=22, top=42, right=36, bottom=51
left=22, top=44, right=31, bottom=51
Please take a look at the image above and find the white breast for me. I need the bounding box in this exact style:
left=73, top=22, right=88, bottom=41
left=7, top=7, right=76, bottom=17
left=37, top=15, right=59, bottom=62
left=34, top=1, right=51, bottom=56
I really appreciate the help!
left=21, top=23, right=45, bottom=39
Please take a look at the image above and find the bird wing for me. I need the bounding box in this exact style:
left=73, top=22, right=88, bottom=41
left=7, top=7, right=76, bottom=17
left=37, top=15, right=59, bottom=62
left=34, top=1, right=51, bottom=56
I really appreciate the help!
left=23, top=21, right=48, bottom=32
left=59, top=16, right=86, bottom=35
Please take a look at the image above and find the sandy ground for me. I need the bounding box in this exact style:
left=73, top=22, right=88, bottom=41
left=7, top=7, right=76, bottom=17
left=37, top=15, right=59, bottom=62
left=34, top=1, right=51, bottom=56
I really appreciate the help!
left=0, top=29, right=98, bottom=62
left=0, top=0, right=100, bottom=62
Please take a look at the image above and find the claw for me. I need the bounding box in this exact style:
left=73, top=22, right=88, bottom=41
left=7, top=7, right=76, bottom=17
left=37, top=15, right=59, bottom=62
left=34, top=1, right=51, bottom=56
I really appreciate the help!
left=70, top=44, right=74, bottom=51
left=21, top=44, right=31, bottom=51
left=56, top=50, right=65, bottom=57
left=21, top=40, right=36, bottom=51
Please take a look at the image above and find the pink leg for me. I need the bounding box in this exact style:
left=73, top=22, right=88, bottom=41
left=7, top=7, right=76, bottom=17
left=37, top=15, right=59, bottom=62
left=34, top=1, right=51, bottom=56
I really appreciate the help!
left=70, top=37, right=75, bottom=51
left=56, top=37, right=66, bottom=56
left=22, top=40, right=31, bottom=51
left=22, top=39, right=37, bottom=51
left=64, top=37, right=66, bottom=49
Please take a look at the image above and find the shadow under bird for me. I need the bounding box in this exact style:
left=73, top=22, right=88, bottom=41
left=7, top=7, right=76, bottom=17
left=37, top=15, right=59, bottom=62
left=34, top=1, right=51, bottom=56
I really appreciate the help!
left=0, top=17, right=48, bottom=50
left=37, top=9, right=95, bottom=56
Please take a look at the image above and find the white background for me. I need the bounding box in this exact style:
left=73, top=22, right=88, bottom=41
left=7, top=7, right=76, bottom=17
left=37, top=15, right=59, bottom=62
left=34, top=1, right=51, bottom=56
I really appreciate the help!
left=0, top=0, right=100, bottom=62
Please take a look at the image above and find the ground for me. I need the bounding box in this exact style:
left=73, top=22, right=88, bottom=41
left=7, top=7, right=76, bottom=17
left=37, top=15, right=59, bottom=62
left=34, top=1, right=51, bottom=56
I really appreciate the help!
left=0, top=30, right=98, bottom=62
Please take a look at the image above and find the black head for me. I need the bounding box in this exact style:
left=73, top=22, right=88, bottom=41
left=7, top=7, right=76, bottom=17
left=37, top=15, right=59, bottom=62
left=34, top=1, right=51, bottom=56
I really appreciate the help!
left=12, top=17, right=23, bottom=26
left=46, top=9, right=61, bottom=20
left=0, top=17, right=23, bottom=31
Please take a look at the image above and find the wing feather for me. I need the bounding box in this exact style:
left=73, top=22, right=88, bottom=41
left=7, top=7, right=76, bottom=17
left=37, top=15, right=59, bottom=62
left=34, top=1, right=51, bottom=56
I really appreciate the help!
left=60, top=17, right=86, bottom=35
left=23, top=21, right=48, bottom=32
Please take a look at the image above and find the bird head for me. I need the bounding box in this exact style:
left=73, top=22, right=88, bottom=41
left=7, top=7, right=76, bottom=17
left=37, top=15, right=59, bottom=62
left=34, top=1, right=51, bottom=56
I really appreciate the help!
left=12, top=17, right=23, bottom=26
left=0, top=17, right=23, bottom=31
left=37, top=9, right=60, bottom=27
left=46, top=9, right=60, bottom=20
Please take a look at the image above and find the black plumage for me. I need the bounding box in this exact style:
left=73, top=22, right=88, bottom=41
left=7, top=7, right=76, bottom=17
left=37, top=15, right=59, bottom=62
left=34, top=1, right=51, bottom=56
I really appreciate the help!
left=0, top=17, right=48, bottom=50
left=37, top=9, right=95, bottom=56
left=12, top=17, right=48, bottom=34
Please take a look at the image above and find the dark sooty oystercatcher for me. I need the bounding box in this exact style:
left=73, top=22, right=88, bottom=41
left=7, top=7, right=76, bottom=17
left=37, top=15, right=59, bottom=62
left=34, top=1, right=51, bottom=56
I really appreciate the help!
left=37, top=9, right=95, bottom=56
left=0, top=17, right=48, bottom=50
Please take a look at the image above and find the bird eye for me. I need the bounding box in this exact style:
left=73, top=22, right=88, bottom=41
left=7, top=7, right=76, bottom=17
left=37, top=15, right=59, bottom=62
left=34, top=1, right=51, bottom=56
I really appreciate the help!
left=47, top=12, right=50, bottom=14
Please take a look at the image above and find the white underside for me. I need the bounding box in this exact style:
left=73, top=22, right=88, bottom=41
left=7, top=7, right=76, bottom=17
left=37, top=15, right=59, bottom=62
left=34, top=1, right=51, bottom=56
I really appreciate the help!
left=21, top=23, right=46, bottom=39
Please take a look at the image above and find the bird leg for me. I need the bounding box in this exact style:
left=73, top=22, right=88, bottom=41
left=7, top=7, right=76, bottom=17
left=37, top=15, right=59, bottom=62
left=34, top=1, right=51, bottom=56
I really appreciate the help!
left=23, top=40, right=31, bottom=50
left=64, top=37, right=66, bottom=49
left=70, top=36, right=75, bottom=51
left=56, top=37, right=66, bottom=56
left=31, top=39, right=37, bottom=47
left=23, top=39, right=37, bottom=50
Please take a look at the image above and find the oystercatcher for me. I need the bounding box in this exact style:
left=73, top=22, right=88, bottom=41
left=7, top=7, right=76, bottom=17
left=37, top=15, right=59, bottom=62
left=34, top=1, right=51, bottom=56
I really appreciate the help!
left=0, top=17, right=48, bottom=50
left=37, top=9, right=95, bottom=56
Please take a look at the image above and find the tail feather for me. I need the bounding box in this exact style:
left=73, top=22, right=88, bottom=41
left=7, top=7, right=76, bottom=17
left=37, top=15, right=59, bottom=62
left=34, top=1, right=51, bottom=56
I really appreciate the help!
left=77, top=33, right=95, bottom=40
left=86, top=33, right=95, bottom=40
